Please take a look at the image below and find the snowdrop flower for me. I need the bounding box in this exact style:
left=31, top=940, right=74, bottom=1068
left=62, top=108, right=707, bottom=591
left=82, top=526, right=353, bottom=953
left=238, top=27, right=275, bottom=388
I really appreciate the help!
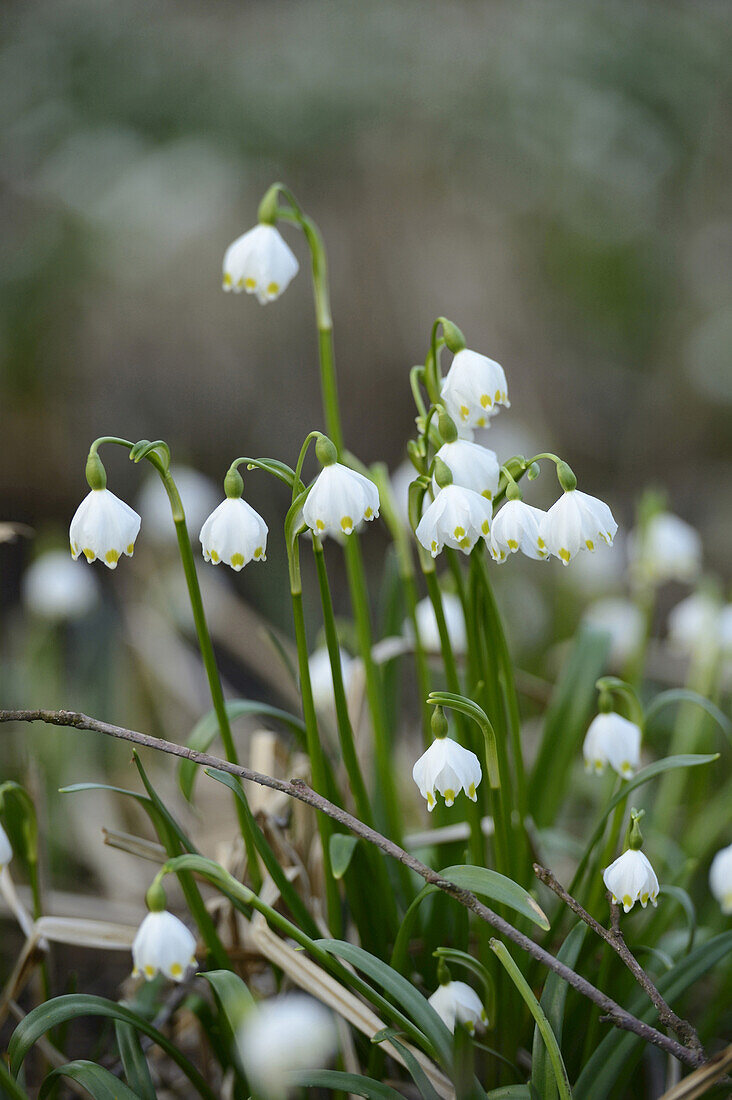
left=583, top=712, right=641, bottom=778
left=138, top=466, right=219, bottom=545
left=541, top=489, right=617, bottom=565
left=0, top=822, right=12, bottom=868
left=406, top=594, right=467, bottom=655
left=432, top=440, right=500, bottom=501
left=667, top=593, right=723, bottom=659
left=222, top=224, right=298, bottom=304
left=441, top=349, right=509, bottom=429
left=22, top=550, right=100, bottom=620
left=603, top=848, right=659, bottom=913
left=491, top=499, right=548, bottom=562
left=428, top=980, right=487, bottom=1034
left=303, top=463, right=379, bottom=539
left=628, top=512, right=702, bottom=585
left=413, top=736, right=482, bottom=811
left=416, top=485, right=492, bottom=557
left=583, top=598, right=645, bottom=665
left=236, top=995, right=338, bottom=1100
left=709, top=843, right=732, bottom=915
left=308, top=646, right=356, bottom=711
left=200, top=497, right=268, bottom=570
left=69, top=490, right=141, bottom=569
left=132, top=910, right=197, bottom=981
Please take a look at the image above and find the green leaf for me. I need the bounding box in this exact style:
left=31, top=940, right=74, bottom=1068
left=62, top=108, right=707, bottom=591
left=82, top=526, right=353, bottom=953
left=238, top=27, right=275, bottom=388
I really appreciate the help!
left=644, top=689, right=731, bottom=746
left=490, top=940, right=572, bottom=1100
left=573, top=931, right=732, bottom=1100
left=441, top=866, right=550, bottom=930
left=200, top=969, right=254, bottom=1039
left=9, top=995, right=216, bottom=1100
left=329, top=833, right=359, bottom=878
left=0, top=1058, right=30, bottom=1100
left=289, top=1070, right=405, bottom=1098
left=39, top=1062, right=141, bottom=1100
left=659, top=885, right=696, bottom=955
left=531, top=923, right=586, bottom=1100
left=485, top=1088, right=535, bottom=1099
left=114, top=1021, right=156, bottom=1100
left=371, top=1029, right=442, bottom=1100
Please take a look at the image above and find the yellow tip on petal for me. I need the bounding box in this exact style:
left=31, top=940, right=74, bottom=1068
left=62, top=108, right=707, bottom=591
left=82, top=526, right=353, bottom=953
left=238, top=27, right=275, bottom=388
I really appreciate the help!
left=254, top=546, right=263, bottom=558
left=83, top=548, right=95, bottom=562
left=459, top=405, right=469, bottom=420
left=266, top=281, right=280, bottom=295
left=364, top=507, right=373, bottom=518
left=316, top=520, right=325, bottom=531
left=244, top=277, right=256, bottom=289
left=170, top=962, right=183, bottom=978
left=481, top=520, right=489, bottom=535
left=559, top=547, right=570, bottom=563
left=340, top=515, right=353, bottom=532
left=105, top=550, right=120, bottom=565
left=507, top=538, right=518, bottom=550
left=144, top=965, right=155, bottom=979
left=230, top=552, right=245, bottom=568
left=222, top=272, right=232, bottom=288
left=480, top=394, right=492, bottom=409
left=210, top=550, right=219, bottom=563
left=585, top=539, right=595, bottom=551
left=454, top=526, right=465, bottom=538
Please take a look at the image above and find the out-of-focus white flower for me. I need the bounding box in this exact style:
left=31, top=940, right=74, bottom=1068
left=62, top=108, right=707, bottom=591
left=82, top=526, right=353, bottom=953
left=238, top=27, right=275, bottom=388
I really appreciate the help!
left=223, top=224, right=298, bottom=304
left=200, top=498, right=268, bottom=571
left=236, top=994, right=338, bottom=1100
left=0, top=823, right=12, bottom=868
left=413, top=737, right=482, bottom=811
left=432, top=440, right=500, bottom=501
left=628, top=512, right=702, bottom=585
left=132, top=910, right=197, bottom=981
left=441, top=349, right=509, bottom=430
left=415, top=485, right=492, bottom=558
left=406, top=594, right=467, bottom=655
left=603, top=849, right=659, bottom=914
left=667, top=593, right=727, bottom=659
left=22, top=550, right=100, bottom=620
left=308, top=646, right=356, bottom=711
left=428, top=980, right=487, bottom=1034
left=583, top=598, right=645, bottom=665
left=303, top=464, right=379, bottom=539
left=389, top=460, right=416, bottom=527
left=709, top=843, right=732, bottom=915
left=541, top=490, right=617, bottom=566
left=491, top=500, right=548, bottom=562
left=70, top=490, right=141, bottom=569
left=583, top=713, right=641, bottom=778
left=137, top=467, right=219, bottom=544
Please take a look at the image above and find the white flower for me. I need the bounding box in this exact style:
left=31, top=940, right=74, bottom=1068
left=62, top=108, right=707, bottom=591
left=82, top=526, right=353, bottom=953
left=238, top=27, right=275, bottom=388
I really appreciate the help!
left=69, top=489, right=141, bottom=569
left=628, top=512, right=701, bottom=585
left=308, top=646, right=356, bottom=711
left=22, top=550, right=100, bottom=620
left=432, top=440, right=500, bottom=501
left=406, top=594, right=467, bottom=655
left=236, top=995, right=338, bottom=1100
left=415, top=485, right=492, bottom=558
left=603, top=849, right=659, bottom=913
left=491, top=500, right=548, bottom=562
left=428, top=981, right=487, bottom=1034
left=709, top=843, right=732, bottom=915
left=222, top=224, right=298, bottom=304
left=302, top=463, right=380, bottom=539
left=200, top=497, right=268, bottom=570
left=583, top=598, right=645, bottom=665
left=412, top=737, right=482, bottom=811
left=138, top=467, right=219, bottom=545
left=441, top=349, right=509, bottom=429
left=540, top=489, right=617, bottom=566
left=132, top=910, right=197, bottom=981
left=667, top=593, right=724, bottom=659
left=0, top=822, right=12, bottom=868
left=583, top=713, right=641, bottom=778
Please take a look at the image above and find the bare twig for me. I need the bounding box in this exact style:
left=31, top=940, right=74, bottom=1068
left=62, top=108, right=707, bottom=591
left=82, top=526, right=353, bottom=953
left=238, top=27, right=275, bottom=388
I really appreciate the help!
left=534, top=864, right=704, bottom=1057
left=0, top=708, right=708, bottom=1069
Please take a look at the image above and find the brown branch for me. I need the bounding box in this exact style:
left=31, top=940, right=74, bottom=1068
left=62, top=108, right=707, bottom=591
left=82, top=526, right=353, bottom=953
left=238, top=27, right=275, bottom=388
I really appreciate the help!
left=534, top=863, right=704, bottom=1057
left=0, top=708, right=707, bottom=1069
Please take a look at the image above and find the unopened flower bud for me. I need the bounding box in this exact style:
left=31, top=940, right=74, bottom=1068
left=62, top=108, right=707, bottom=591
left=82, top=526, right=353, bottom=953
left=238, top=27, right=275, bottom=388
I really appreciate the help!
left=315, top=435, right=338, bottom=467
left=431, top=706, right=449, bottom=740
left=441, top=319, right=466, bottom=354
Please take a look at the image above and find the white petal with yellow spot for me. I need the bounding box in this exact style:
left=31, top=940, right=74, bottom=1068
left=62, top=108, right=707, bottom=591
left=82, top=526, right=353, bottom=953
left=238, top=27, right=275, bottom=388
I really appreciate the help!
left=415, top=484, right=492, bottom=558
left=491, top=499, right=548, bottom=562
left=603, top=849, right=659, bottom=914
left=582, top=712, right=641, bottom=778
left=132, top=910, right=197, bottom=982
left=412, top=736, right=482, bottom=811
left=428, top=980, right=487, bottom=1034
left=302, top=463, right=380, bottom=540
left=222, top=223, right=299, bottom=304
left=709, top=843, right=732, bottom=915
left=199, top=497, right=268, bottom=571
left=540, top=489, right=617, bottom=565
left=440, top=348, right=509, bottom=430
left=69, top=489, right=141, bottom=569
left=432, top=440, right=500, bottom=501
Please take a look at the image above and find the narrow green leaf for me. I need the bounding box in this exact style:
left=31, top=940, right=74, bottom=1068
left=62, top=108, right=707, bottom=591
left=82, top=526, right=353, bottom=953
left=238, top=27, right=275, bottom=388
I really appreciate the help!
left=440, top=865, right=551, bottom=931
left=491, top=940, right=572, bottom=1100
left=531, top=922, right=586, bottom=1100
left=372, top=1028, right=442, bottom=1100
left=329, top=833, right=359, bottom=878
left=485, top=1087, right=535, bottom=1099
left=644, top=689, right=731, bottom=746
left=200, top=970, right=255, bottom=1039
left=0, top=1058, right=30, bottom=1100
left=289, top=1070, right=405, bottom=1097
left=114, top=1021, right=155, bottom=1100
left=39, top=1061, right=141, bottom=1100
left=658, top=885, right=696, bottom=954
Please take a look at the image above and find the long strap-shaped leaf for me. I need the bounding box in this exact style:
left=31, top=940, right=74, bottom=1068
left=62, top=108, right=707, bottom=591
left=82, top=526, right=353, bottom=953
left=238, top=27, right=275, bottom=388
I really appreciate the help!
left=531, top=923, right=586, bottom=1100
left=289, top=1069, right=406, bottom=1097
left=39, top=1061, right=141, bottom=1100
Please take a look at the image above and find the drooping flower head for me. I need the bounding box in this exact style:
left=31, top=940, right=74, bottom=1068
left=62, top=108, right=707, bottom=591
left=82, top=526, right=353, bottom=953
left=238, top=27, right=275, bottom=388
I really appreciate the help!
left=308, top=646, right=357, bottom=712
left=583, top=598, right=645, bottom=666
left=491, top=499, right=548, bottom=562
left=302, top=440, right=380, bottom=540
left=583, top=712, right=641, bottom=778
left=70, top=490, right=141, bottom=569
left=441, top=349, right=509, bottom=429
left=428, top=979, right=487, bottom=1035
left=200, top=468, right=268, bottom=570
left=602, top=811, right=659, bottom=914
left=628, top=511, right=702, bottom=585
left=541, top=489, right=617, bottom=566
left=415, top=485, right=492, bottom=558
left=432, top=439, right=500, bottom=501
left=413, top=710, right=482, bottom=811
left=709, top=843, right=732, bottom=915
left=223, top=224, right=299, bottom=304
left=236, top=994, right=338, bottom=1100
left=22, top=550, right=100, bottom=620
left=407, top=593, right=467, bottom=655
left=132, top=909, right=197, bottom=982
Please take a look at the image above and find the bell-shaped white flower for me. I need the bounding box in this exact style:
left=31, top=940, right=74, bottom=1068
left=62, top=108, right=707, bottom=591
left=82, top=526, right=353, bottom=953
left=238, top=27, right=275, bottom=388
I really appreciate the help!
left=432, top=440, right=500, bottom=501
left=222, top=224, right=299, bottom=304
left=441, top=349, right=509, bottom=429
left=302, top=463, right=380, bottom=539
left=583, top=598, right=644, bottom=666
left=415, top=485, right=492, bottom=558
left=308, top=646, right=356, bottom=712
left=667, top=593, right=724, bottom=660
left=709, top=843, right=732, bottom=915
left=236, top=994, right=338, bottom=1100
left=603, top=849, right=659, bottom=913
left=406, top=594, right=467, bottom=655
left=132, top=909, right=197, bottom=982
left=0, top=822, right=12, bottom=868
left=413, top=736, right=482, bottom=811
left=491, top=499, right=548, bottom=562
left=22, top=550, right=100, bottom=621
left=70, top=489, right=141, bottom=569
left=541, top=489, right=617, bottom=566
left=200, top=497, right=268, bottom=570
left=428, top=980, right=487, bottom=1034
left=583, top=712, right=641, bottom=778
left=628, top=512, right=701, bottom=585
